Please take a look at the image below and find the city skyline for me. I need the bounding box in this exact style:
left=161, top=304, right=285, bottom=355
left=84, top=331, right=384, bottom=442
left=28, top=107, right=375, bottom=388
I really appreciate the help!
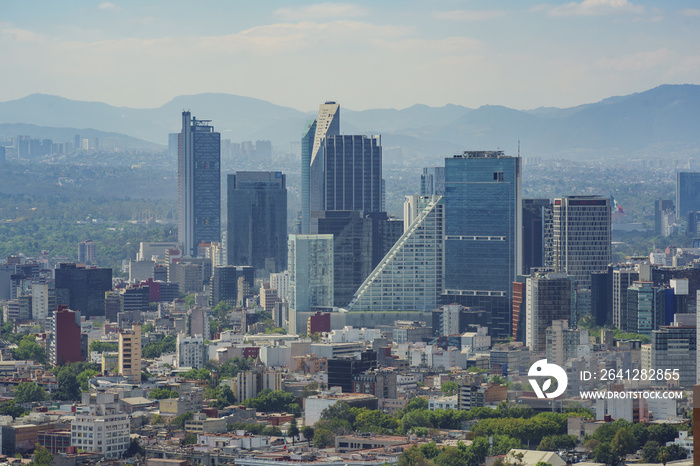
left=1, top=1, right=698, bottom=112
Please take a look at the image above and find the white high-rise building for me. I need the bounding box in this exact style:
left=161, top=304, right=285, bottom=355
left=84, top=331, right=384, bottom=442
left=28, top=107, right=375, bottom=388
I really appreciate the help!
left=288, top=234, right=334, bottom=334
left=269, top=271, right=290, bottom=302
left=71, top=393, right=130, bottom=459
left=31, top=281, right=49, bottom=321
left=177, top=334, right=205, bottom=369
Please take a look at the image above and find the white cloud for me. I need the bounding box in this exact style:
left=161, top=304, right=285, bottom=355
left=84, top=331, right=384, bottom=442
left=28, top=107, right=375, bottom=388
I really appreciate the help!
left=681, top=9, right=700, bottom=17
left=1, top=26, right=43, bottom=43
left=274, top=3, right=368, bottom=21
left=433, top=10, right=506, bottom=21
left=596, top=48, right=673, bottom=72
left=538, top=0, right=644, bottom=17
left=98, top=2, right=118, bottom=11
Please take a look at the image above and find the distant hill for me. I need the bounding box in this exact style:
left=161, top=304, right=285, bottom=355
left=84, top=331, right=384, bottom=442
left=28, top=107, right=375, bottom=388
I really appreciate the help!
left=0, top=84, right=698, bottom=160
left=0, top=123, right=162, bottom=151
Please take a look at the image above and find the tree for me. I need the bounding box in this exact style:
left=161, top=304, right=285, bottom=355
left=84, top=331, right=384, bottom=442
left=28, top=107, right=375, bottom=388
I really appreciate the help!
left=14, top=382, right=47, bottom=404
left=171, top=412, right=194, bottom=429
left=610, top=427, right=636, bottom=461
left=398, top=444, right=435, bottom=466
left=301, top=426, right=314, bottom=442
left=151, top=414, right=165, bottom=425
left=441, top=381, right=458, bottom=396
left=148, top=388, right=179, bottom=400
left=124, top=438, right=146, bottom=458
left=54, top=370, right=81, bottom=402
left=642, top=440, right=661, bottom=463
left=593, top=442, right=614, bottom=464
left=77, top=369, right=99, bottom=391
left=662, top=444, right=687, bottom=462
left=88, top=341, right=118, bottom=353
left=312, top=426, right=335, bottom=448
left=0, top=401, right=27, bottom=418
left=32, top=444, right=53, bottom=466
left=13, top=335, right=46, bottom=364
left=288, top=418, right=299, bottom=444
left=182, top=433, right=198, bottom=445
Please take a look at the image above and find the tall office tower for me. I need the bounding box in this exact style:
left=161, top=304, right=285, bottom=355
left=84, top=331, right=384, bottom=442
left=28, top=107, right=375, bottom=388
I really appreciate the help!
left=319, top=135, right=382, bottom=212
left=51, top=307, right=83, bottom=365
left=300, top=120, right=317, bottom=234
left=227, top=171, right=287, bottom=277
left=311, top=211, right=397, bottom=308
left=525, top=272, right=575, bottom=353
left=443, top=151, right=522, bottom=339
left=301, top=102, right=340, bottom=234
left=420, top=167, right=445, bottom=196
left=209, top=265, right=254, bottom=307
left=612, top=267, right=639, bottom=329
left=78, top=240, right=96, bottom=264
left=54, top=263, right=112, bottom=318
left=168, top=133, right=179, bottom=159
left=626, top=281, right=665, bottom=337
left=522, top=199, right=552, bottom=275
left=552, top=196, right=611, bottom=315
left=591, top=268, right=613, bottom=326
left=18, top=135, right=30, bottom=158
left=348, top=196, right=444, bottom=316
left=288, top=234, right=334, bottom=334
left=118, top=324, right=141, bottom=384
left=654, top=200, right=674, bottom=236
left=676, top=172, right=700, bottom=218
left=178, top=111, right=221, bottom=257
left=652, top=323, right=696, bottom=388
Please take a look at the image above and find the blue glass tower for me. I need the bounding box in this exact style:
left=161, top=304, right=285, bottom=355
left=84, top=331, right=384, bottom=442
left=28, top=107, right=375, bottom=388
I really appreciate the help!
left=443, top=151, right=522, bottom=339
left=676, top=172, right=700, bottom=218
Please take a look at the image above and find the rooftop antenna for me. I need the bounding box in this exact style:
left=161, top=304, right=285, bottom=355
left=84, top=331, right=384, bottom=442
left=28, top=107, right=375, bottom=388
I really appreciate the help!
left=518, top=140, right=520, bottom=158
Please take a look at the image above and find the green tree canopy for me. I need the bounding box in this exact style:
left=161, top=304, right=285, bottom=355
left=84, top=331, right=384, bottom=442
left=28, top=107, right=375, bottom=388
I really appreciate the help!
left=14, top=382, right=47, bottom=404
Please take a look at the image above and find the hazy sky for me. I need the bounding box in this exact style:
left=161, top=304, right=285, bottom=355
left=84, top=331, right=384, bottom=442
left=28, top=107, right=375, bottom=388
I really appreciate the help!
left=2, top=0, right=699, bottom=111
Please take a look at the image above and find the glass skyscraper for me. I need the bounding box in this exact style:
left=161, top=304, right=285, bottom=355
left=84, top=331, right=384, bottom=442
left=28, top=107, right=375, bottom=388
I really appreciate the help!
left=676, top=172, right=700, bottom=218
left=443, top=151, right=522, bottom=339
left=227, top=171, right=287, bottom=277
left=178, top=111, right=221, bottom=257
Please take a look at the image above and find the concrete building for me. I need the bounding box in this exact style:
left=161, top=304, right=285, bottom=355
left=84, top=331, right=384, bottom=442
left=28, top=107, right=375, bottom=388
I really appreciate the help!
left=78, top=240, right=96, bottom=264
left=652, top=323, right=696, bottom=388
left=118, top=324, right=141, bottom=384
left=54, top=263, right=112, bottom=318
left=209, top=265, right=254, bottom=307
left=676, top=172, right=700, bottom=218
left=231, top=369, right=282, bottom=403
left=269, top=271, right=290, bottom=302
left=612, top=267, right=639, bottom=330
left=51, top=307, right=83, bottom=365
left=71, top=393, right=130, bottom=459
left=177, top=334, right=205, bottom=369
left=178, top=111, right=221, bottom=257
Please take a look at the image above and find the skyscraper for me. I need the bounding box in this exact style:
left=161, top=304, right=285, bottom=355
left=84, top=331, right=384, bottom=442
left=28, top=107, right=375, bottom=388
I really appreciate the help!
left=301, top=102, right=340, bottom=234
left=288, top=234, right=334, bottom=334
left=348, top=196, right=444, bottom=316
left=178, top=111, right=221, bottom=257
left=118, top=324, right=141, bottom=384
left=522, top=199, right=552, bottom=275
left=54, top=263, right=112, bottom=318
left=78, top=240, right=96, bottom=264
left=209, top=265, right=254, bottom=307
left=227, top=171, right=287, bottom=276
left=443, top=151, right=522, bottom=339
left=676, top=172, right=700, bottom=218
left=319, top=135, right=382, bottom=212
left=420, top=167, right=445, bottom=196
left=552, top=196, right=611, bottom=314
left=524, top=271, right=575, bottom=352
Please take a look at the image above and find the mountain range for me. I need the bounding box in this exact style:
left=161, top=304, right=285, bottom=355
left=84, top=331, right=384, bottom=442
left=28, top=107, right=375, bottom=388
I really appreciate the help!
left=0, top=84, right=698, bottom=162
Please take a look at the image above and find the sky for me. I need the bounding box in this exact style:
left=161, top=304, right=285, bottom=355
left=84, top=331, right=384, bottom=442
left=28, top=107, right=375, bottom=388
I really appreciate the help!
left=1, top=0, right=699, bottom=111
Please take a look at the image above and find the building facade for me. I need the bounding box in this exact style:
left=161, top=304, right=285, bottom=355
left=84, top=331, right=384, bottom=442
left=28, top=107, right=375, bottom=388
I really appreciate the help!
left=288, top=234, right=334, bottom=334
left=178, top=111, right=221, bottom=257
left=552, top=196, right=611, bottom=315
left=676, top=172, right=700, bottom=218
left=227, top=171, right=287, bottom=277
left=443, top=151, right=522, bottom=339
left=118, top=324, right=141, bottom=384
